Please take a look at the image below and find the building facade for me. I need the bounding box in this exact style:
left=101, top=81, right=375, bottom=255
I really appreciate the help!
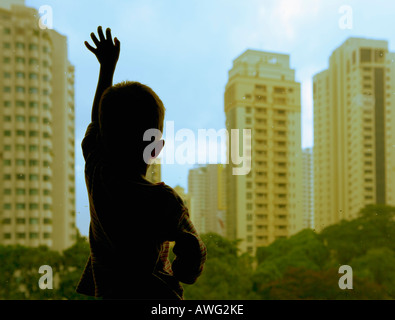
left=188, top=164, right=226, bottom=236
left=0, top=1, right=76, bottom=251
left=313, top=38, right=395, bottom=231
left=225, top=49, right=303, bottom=254
left=302, top=147, right=314, bottom=229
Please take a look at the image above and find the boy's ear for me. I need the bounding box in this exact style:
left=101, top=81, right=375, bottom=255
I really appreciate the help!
left=150, top=140, right=165, bottom=159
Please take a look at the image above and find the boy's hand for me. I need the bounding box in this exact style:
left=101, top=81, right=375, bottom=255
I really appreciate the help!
left=85, top=26, right=120, bottom=71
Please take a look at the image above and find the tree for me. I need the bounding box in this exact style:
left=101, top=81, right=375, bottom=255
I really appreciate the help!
left=258, top=267, right=391, bottom=300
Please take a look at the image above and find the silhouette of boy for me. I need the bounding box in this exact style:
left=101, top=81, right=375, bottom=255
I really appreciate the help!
left=76, top=26, right=207, bottom=300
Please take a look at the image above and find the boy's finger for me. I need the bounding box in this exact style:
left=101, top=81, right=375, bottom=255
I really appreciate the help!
left=84, top=41, right=97, bottom=53
left=106, top=28, right=113, bottom=43
left=114, top=37, right=120, bottom=48
left=90, top=33, right=100, bottom=47
left=97, top=26, right=105, bottom=41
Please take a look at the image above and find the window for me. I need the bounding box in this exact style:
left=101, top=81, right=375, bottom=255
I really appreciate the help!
left=4, top=145, right=11, bottom=151
left=4, top=189, right=11, bottom=195
left=29, top=87, right=38, bottom=94
left=3, top=203, right=12, bottom=210
left=29, top=58, right=39, bottom=65
left=29, top=203, right=39, bottom=210
left=16, top=57, right=25, bottom=63
left=16, top=130, right=26, bottom=136
left=3, top=159, right=11, bottom=166
left=16, top=218, right=25, bottom=224
left=29, top=116, right=39, bottom=123
left=29, top=189, right=39, bottom=195
left=43, top=233, right=51, bottom=239
left=2, top=218, right=11, bottom=224
left=43, top=204, right=51, bottom=210
left=16, top=174, right=26, bottom=180
left=29, top=73, right=38, bottom=80
left=29, top=233, right=39, bottom=239
left=3, top=116, right=11, bottom=122
left=16, top=203, right=26, bottom=210
left=4, top=71, right=11, bottom=78
left=4, top=101, right=11, bottom=107
left=29, top=131, right=39, bottom=137
left=16, top=233, right=26, bottom=239
left=274, top=87, right=286, bottom=94
left=29, top=174, right=39, bottom=181
left=29, top=44, right=38, bottom=50
left=375, top=49, right=385, bottom=63
left=255, top=95, right=267, bottom=102
left=16, top=86, right=25, bottom=93
left=4, top=174, right=11, bottom=181
left=16, top=159, right=26, bottom=166
left=16, top=42, right=25, bottom=49
left=4, top=28, right=11, bottom=34
left=3, top=57, right=11, bottom=63
left=43, top=218, right=52, bottom=224
left=16, top=115, right=25, bottom=122
left=16, top=101, right=25, bottom=107
left=4, top=130, right=11, bottom=137
left=29, top=102, right=39, bottom=108
left=16, top=189, right=26, bottom=195
left=16, top=72, right=25, bottom=78
left=29, top=145, right=38, bottom=151
left=4, top=87, right=11, bottom=93
left=3, top=234, right=12, bottom=239
left=29, top=218, right=39, bottom=225
left=30, top=160, right=39, bottom=166
left=360, top=48, right=371, bottom=62
left=3, top=42, right=11, bottom=49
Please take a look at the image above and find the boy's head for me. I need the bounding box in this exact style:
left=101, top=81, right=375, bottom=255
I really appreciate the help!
left=99, top=81, right=165, bottom=170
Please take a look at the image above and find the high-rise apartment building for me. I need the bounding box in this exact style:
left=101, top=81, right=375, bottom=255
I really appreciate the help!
left=0, top=1, right=77, bottom=251
left=225, top=49, right=303, bottom=254
left=188, top=164, right=226, bottom=236
left=313, top=37, right=395, bottom=231
left=302, top=147, right=314, bottom=229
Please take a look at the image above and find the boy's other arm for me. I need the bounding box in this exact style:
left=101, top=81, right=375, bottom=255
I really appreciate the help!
left=85, top=26, right=120, bottom=123
left=171, top=210, right=207, bottom=285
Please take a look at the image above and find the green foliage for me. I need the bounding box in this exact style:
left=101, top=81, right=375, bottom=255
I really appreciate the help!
left=183, top=233, right=257, bottom=299
left=1, top=204, right=395, bottom=300
left=257, top=267, right=391, bottom=300
left=185, top=204, right=395, bottom=300
left=0, top=233, right=93, bottom=300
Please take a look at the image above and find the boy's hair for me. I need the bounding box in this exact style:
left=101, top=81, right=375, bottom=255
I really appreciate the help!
left=99, top=81, right=165, bottom=160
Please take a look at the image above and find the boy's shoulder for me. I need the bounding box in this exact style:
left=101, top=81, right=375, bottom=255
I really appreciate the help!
left=155, top=182, right=186, bottom=208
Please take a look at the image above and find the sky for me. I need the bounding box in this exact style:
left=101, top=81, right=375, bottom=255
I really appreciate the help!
left=22, top=0, right=395, bottom=236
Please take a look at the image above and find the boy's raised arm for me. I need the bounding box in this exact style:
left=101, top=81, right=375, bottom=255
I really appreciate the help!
left=85, top=26, right=120, bottom=123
